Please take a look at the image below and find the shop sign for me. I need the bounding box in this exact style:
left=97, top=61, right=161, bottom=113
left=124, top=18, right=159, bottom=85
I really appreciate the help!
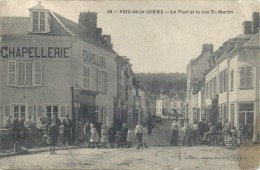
left=82, top=49, right=106, bottom=67
left=0, top=46, right=70, bottom=59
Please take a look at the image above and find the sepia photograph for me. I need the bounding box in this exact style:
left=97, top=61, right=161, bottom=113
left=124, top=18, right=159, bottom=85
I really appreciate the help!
left=0, top=0, right=260, bottom=169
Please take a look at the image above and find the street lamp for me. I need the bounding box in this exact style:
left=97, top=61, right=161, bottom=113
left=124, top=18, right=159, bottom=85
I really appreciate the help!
left=74, top=84, right=80, bottom=145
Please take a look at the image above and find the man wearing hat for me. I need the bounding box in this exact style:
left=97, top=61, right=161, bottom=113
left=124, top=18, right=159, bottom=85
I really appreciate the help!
left=63, top=114, right=72, bottom=145
left=171, top=117, right=179, bottom=146
left=108, top=122, right=116, bottom=148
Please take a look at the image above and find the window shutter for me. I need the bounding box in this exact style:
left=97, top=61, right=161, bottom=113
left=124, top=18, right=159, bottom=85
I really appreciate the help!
left=34, top=61, right=42, bottom=86
left=3, top=105, right=11, bottom=127
left=28, top=105, right=35, bottom=123
left=8, top=60, right=16, bottom=86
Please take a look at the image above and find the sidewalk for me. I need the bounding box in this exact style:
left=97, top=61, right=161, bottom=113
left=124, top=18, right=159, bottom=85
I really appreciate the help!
left=0, top=143, right=88, bottom=158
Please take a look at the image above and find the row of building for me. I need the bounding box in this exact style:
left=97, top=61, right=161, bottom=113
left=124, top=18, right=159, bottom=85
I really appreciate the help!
left=0, top=4, right=157, bottom=140
left=186, top=12, right=260, bottom=142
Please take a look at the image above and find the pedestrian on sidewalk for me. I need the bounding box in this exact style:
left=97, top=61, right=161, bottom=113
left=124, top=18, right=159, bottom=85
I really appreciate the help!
left=84, top=119, right=91, bottom=147
left=48, top=120, right=59, bottom=155
left=142, top=124, right=149, bottom=148
left=135, top=121, right=143, bottom=149
left=182, top=119, right=192, bottom=146
left=108, top=122, right=116, bottom=148
left=62, top=115, right=72, bottom=146
left=90, top=123, right=100, bottom=148
left=101, top=124, right=109, bottom=148
left=171, top=118, right=179, bottom=146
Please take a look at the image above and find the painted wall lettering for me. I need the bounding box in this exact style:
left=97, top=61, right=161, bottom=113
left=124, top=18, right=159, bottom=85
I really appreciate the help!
left=0, top=46, right=70, bottom=59
left=82, top=49, right=106, bottom=67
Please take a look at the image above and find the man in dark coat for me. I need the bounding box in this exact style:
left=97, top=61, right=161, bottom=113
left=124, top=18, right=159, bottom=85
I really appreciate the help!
left=49, top=120, right=59, bottom=155
left=63, top=115, right=72, bottom=145
left=13, top=117, right=19, bottom=142
left=120, top=123, right=128, bottom=148
left=18, top=116, right=26, bottom=140
left=108, top=122, right=116, bottom=148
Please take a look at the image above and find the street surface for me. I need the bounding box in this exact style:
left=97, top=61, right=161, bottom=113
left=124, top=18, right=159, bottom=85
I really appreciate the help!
left=0, top=146, right=259, bottom=169
left=0, top=119, right=259, bottom=170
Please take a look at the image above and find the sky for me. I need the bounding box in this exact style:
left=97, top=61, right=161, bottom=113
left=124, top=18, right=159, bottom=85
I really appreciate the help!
left=0, top=0, right=260, bottom=73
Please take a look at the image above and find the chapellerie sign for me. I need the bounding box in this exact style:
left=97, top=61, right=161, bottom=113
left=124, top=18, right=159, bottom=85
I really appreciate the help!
left=0, top=46, right=70, bottom=59
left=83, top=49, right=106, bottom=67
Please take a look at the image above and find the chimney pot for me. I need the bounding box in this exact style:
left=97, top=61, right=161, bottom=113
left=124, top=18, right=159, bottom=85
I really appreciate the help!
left=252, top=12, right=260, bottom=34
left=242, top=21, right=252, bottom=34
left=78, top=12, right=97, bottom=32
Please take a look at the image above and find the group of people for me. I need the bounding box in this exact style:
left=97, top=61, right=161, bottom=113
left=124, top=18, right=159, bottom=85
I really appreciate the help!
left=4, top=115, right=35, bottom=146
left=170, top=117, right=249, bottom=146
left=82, top=120, right=149, bottom=150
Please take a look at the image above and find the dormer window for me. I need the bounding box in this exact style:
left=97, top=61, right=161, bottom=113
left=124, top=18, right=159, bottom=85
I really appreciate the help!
left=32, top=11, right=45, bottom=32
left=29, top=4, right=50, bottom=33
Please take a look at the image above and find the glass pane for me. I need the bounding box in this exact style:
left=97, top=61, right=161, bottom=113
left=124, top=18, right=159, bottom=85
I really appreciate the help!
left=239, top=112, right=245, bottom=125
left=14, top=106, right=19, bottom=112
left=47, top=106, right=51, bottom=112
left=246, top=77, right=252, bottom=87
left=53, top=106, right=58, bottom=113
left=21, top=112, right=25, bottom=118
left=26, top=78, right=32, bottom=85
left=239, top=104, right=254, bottom=112
left=14, top=113, right=19, bottom=118
left=240, top=78, right=246, bottom=88
left=33, top=25, right=38, bottom=31
left=240, top=67, right=246, bottom=76
left=40, top=25, right=45, bottom=32
left=19, top=63, right=25, bottom=70
left=47, top=112, right=52, bottom=119
left=53, top=113, right=58, bottom=118
left=246, top=66, right=252, bottom=76
left=40, top=12, right=45, bottom=19
left=21, top=106, right=25, bottom=112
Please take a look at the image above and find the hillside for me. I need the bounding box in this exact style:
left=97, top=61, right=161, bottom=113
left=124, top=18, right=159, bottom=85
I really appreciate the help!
left=135, top=73, right=187, bottom=100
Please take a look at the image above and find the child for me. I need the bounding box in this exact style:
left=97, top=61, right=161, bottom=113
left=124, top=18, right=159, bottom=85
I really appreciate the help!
left=115, top=131, right=121, bottom=148
left=100, top=125, right=109, bottom=148
left=48, top=120, right=59, bottom=155
left=127, top=128, right=134, bottom=148
left=90, top=124, right=100, bottom=148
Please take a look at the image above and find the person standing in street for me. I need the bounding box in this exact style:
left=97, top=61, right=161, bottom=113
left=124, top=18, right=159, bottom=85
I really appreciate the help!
left=142, top=124, right=149, bottom=148
left=90, top=123, right=100, bottom=148
left=84, top=119, right=91, bottom=147
left=62, top=114, right=72, bottom=146
left=183, top=119, right=192, bottom=146
left=120, top=123, right=128, bottom=148
left=101, top=124, right=109, bottom=148
left=223, top=119, right=231, bottom=138
left=48, top=120, right=59, bottom=155
left=18, top=116, right=26, bottom=141
left=108, top=122, right=116, bottom=148
left=13, top=117, right=19, bottom=142
left=134, top=121, right=143, bottom=149
left=171, top=118, right=179, bottom=146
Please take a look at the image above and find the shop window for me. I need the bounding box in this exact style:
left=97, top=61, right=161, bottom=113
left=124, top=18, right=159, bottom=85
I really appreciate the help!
left=240, top=66, right=252, bottom=89
left=239, top=103, right=254, bottom=139
left=84, top=66, right=90, bottom=89
left=13, top=105, right=26, bottom=120
left=32, top=11, right=46, bottom=32
left=7, top=60, right=42, bottom=87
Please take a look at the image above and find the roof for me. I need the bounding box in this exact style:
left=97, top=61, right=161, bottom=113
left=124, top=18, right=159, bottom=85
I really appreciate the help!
left=0, top=6, right=116, bottom=54
left=159, top=95, right=170, bottom=100
left=0, top=17, right=29, bottom=35
left=243, top=32, right=260, bottom=47
left=29, top=4, right=46, bottom=10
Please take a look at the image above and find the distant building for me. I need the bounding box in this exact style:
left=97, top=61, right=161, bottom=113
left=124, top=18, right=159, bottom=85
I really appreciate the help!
left=156, top=95, right=171, bottom=116
left=170, top=95, right=184, bottom=117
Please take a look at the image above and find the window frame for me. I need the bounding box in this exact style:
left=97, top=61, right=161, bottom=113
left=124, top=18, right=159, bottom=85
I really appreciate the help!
left=239, top=65, right=253, bottom=89
left=32, top=11, right=46, bottom=33
left=84, top=65, right=90, bottom=89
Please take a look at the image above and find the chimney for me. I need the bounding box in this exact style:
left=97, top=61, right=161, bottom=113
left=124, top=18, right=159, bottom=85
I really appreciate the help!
left=96, top=28, right=102, bottom=37
left=78, top=12, right=97, bottom=32
left=202, top=44, right=213, bottom=54
left=242, top=21, right=252, bottom=34
left=103, top=34, right=111, bottom=44
left=252, top=12, right=260, bottom=34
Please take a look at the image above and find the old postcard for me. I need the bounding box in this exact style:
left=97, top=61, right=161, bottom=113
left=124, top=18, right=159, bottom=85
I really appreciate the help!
left=0, top=0, right=259, bottom=169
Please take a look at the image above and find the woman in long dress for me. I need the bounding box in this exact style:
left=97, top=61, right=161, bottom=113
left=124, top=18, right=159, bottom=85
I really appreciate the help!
left=90, top=123, right=100, bottom=148
left=101, top=125, right=109, bottom=148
